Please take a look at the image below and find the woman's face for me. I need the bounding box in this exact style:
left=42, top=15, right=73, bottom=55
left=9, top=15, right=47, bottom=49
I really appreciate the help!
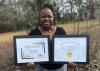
left=40, top=8, right=54, bottom=29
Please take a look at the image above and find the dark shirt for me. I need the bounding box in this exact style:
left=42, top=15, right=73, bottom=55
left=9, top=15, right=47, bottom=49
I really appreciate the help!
left=29, top=27, right=66, bottom=69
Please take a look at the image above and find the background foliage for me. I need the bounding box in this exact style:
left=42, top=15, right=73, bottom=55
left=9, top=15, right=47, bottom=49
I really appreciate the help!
left=0, top=0, right=98, bottom=33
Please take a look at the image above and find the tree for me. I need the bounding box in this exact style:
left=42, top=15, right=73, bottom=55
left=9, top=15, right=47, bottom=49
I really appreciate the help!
left=0, top=0, right=38, bottom=33
left=88, top=0, right=95, bottom=19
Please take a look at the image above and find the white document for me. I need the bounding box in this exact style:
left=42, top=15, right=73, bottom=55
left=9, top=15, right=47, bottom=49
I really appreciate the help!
left=21, top=42, right=45, bottom=59
left=15, top=37, right=49, bottom=63
left=54, top=37, right=87, bottom=62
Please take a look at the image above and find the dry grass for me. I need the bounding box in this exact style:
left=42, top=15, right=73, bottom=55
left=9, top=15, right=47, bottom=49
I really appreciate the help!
left=58, top=20, right=100, bottom=34
left=0, top=31, right=26, bottom=43
left=0, top=31, right=27, bottom=71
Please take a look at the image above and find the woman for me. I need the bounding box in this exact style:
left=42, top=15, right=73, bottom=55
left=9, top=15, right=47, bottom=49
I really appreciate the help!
left=29, top=3, right=67, bottom=71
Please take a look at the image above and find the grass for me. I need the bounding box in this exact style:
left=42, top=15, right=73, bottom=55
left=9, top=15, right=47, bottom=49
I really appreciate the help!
left=58, top=20, right=100, bottom=34
left=0, top=31, right=26, bottom=43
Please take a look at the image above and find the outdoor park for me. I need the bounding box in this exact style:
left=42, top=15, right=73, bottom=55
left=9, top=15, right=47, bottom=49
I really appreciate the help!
left=0, top=0, right=100, bottom=71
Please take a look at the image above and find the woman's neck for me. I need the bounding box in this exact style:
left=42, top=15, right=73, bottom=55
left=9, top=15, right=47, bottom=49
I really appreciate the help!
left=38, top=26, right=56, bottom=38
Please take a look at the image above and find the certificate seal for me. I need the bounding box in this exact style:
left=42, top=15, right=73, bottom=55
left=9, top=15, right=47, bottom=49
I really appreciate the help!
left=67, top=52, right=73, bottom=59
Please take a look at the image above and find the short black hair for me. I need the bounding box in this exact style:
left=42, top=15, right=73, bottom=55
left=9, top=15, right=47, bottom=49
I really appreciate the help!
left=42, top=3, right=54, bottom=13
left=39, top=3, right=56, bottom=25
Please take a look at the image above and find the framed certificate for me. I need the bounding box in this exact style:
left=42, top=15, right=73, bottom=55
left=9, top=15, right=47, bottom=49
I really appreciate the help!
left=52, top=35, right=89, bottom=64
left=13, top=35, right=49, bottom=65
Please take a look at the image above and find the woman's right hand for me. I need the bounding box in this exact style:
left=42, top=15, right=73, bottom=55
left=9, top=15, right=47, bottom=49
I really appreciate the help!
left=68, top=61, right=76, bottom=69
left=26, top=62, right=34, bottom=68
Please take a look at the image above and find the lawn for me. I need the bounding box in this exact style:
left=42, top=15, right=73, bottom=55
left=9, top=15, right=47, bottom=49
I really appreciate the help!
left=0, top=31, right=26, bottom=43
